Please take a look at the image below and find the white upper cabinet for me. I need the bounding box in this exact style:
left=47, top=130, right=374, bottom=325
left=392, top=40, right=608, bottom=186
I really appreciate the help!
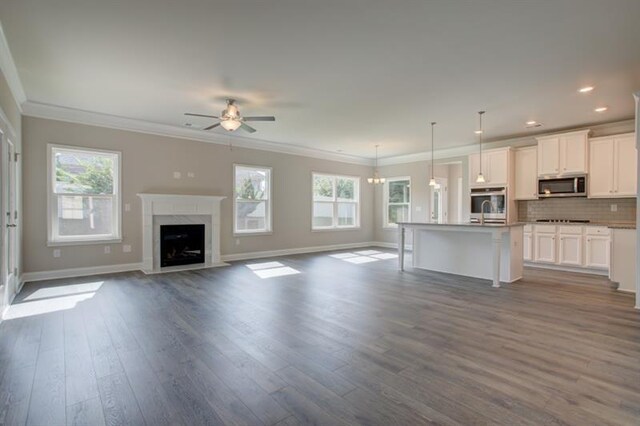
left=514, top=147, right=538, bottom=200
left=588, top=133, right=636, bottom=198
left=468, top=148, right=510, bottom=187
left=536, top=130, right=589, bottom=177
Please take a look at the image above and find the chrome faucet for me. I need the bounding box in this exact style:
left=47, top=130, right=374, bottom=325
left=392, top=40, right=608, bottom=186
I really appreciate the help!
left=480, top=199, right=494, bottom=225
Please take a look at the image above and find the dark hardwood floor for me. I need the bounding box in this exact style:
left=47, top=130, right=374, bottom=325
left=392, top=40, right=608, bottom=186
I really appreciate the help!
left=1, top=248, right=639, bottom=425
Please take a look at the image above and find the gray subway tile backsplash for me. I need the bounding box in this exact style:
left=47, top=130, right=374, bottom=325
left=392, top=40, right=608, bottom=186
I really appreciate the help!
left=517, top=198, right=636, bottom=224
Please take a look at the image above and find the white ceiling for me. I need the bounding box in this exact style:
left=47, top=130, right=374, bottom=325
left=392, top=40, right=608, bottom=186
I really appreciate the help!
left=1, top=0, right=639, bottom=159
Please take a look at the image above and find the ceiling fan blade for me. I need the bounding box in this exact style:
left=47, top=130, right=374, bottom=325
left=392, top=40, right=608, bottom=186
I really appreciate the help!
left=240, top=122, right=257, bottom=133
left=203, top=123, right=221, bottom=131
left=243, top=116, right=276, bottom=122
left=185, top=113, right=219, bottom=119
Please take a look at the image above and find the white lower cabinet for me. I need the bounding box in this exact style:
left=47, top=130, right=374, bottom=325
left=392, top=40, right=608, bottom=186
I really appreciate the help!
left=585, top=236, right=610, bottom=269
left=528, top=225, right=610, bottom=271
left=534, top=233, right=556, bottom=263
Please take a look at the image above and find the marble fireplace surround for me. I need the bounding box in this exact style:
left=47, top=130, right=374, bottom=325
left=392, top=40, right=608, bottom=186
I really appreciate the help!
left=137, top=193, right=227, bottom=274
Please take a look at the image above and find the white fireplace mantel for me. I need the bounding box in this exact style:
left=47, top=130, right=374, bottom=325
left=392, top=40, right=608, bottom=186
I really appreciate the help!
left=137, top=193, right=227, bottom=274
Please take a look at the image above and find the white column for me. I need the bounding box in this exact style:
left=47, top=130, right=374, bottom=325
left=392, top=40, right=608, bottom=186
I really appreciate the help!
left=634, top=91, right=640, bottom=309
left=398, top=225, right=405, bottom=271
left=492, top=230, right=502, bottom=288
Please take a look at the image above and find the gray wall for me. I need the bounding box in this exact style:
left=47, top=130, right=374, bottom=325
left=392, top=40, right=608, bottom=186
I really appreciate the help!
left=22, top=116, right=375, bottom=273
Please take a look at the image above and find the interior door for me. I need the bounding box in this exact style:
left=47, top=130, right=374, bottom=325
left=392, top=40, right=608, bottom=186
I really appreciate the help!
left=1, top=134, right=18, bottom=313
left=430, top=178, right=448, bottom=224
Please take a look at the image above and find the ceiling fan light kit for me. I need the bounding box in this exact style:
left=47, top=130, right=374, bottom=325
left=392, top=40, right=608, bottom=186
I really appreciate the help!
left=185, top=98, right=275, bottom=134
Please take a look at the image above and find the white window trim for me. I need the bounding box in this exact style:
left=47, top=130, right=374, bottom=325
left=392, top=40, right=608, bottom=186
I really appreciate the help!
left=383, top=176, right=411, bottom=229
left=47, top=143, right=122, bottom=246
left=233, top=164, right=273, bottom=236
left=311, top=172, right=361, bottom=231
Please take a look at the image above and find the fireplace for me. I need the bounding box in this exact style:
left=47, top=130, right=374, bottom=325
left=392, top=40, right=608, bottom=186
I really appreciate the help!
left=160, top=224, right=205, bottom=267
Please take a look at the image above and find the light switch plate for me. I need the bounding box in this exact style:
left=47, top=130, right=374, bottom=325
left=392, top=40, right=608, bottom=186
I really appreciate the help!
left=187, top=172, right=195, bottom=178
left=415, top=206, right=422, bottom=212
left=123, top=244, right=132, bottom=253
left=173, top=171, right=181, bottom=179
left=124, top=203, right=131, bottom=212
left=53, top=249, right=61, bottom=258
left=104, top=246, right=111, bottom=254
left=611, top=204, right=618, bottom=212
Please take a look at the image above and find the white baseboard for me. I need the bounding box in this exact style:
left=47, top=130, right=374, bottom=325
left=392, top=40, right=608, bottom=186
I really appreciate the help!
left=221, top=241, right=377, bottom=262
left=21, top=262, right=143, bottom=283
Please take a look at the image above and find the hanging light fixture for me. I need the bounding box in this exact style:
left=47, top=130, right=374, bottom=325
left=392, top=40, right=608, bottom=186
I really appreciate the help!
left=476, top=111, right=486, bottom=183
left=367, top=145, right=386, bottom=184
left=429, top=121, right=437, bottom=187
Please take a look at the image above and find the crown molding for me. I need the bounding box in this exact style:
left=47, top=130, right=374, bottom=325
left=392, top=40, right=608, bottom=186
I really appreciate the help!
left=378, top=118, right=635, bottom=166
left=0, top=22, right=26, bottom=110
left=22, top=101, right=374, bottom=166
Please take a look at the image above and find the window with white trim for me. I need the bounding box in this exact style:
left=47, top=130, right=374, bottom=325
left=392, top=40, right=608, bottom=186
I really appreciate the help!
left=48, top=145, right=121, bottom=244
left=384, top=177, right=411, bottom=227
left=312, top=173, right=360, bottom=230
left=234, top=165, right=272, bottom=234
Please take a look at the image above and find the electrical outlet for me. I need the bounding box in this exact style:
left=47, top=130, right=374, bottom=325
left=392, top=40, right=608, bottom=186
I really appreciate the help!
left=415, top=206, right=422, bottom=212
left=123, top=244, right=132, bottom=253
left=611, top=204, right=618, bottom=212
left=235, top=238, right=240, bottom=246
left=104, top=246, right=111, bottom=254
left=124, top=203, right=131, bottom=212
left=187, top=172, right=195, bottom=178
left=173, top=171, right=181, bottom=179
left=53, top=249, right=61, bottom=258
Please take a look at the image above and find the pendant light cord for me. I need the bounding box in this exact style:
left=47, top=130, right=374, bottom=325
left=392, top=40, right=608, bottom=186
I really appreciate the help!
left=478, top=111, right=485, bottom=172
left=431, top=122, right=436, bottom=180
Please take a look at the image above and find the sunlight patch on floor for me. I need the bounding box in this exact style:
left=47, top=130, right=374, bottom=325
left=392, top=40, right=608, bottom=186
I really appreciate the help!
left=23, top=281, right=104, bottom=301
left=5, top=292, right=96, bottom=320
left=246, top=261, right=301, bottom=279
left=329, top=250, right=398, bottom=264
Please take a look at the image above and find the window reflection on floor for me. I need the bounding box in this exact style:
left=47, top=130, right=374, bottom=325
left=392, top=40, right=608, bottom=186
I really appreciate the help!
left=329, top=250, right=398, bottom=264
left=245, top=261, right=301, bottom=279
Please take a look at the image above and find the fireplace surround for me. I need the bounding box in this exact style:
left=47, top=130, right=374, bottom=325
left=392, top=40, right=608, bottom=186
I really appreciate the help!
left=138, top=193, right=226, bottom=273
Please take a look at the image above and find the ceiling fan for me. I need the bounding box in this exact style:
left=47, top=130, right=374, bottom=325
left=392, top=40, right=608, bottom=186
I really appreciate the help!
left=185, top=99, right=275, bottom=133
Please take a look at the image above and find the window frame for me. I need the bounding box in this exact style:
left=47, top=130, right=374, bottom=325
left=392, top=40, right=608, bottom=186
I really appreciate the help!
left=383, top=176, right=411, bottom=229
left=311, top=172, right=361, bottom=231
left=47, top=143, right=122, bottom=246
left=233, top=164, right=273, bottom=236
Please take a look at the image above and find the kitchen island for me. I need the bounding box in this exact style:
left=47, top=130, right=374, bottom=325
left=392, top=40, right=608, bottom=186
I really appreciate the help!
left=397, top=222, right=524, bottom=287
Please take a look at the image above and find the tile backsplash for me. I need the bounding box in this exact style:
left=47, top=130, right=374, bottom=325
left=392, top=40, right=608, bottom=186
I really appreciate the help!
left=518, top=198, right=636, bottom=224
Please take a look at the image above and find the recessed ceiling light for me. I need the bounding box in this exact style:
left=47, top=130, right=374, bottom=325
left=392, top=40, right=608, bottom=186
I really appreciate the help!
left=525, top=120, right=543, bottom=128
left=526, top=120, right=537, bottom=125
left=474, top=130, right=483, bottom=134
left=594, top=107, right=608, bottom=112
left=578, top=86, right=594, bottom=93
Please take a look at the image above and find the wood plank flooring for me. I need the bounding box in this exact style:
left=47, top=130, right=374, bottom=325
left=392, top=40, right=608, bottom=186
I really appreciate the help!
left=1, top=248, right=639, bottom=425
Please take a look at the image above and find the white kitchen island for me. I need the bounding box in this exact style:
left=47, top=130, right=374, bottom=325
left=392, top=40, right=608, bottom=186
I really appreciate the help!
left=397, top=222, right=524, bottom=287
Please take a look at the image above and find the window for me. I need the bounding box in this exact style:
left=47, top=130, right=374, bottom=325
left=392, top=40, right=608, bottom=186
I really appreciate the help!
left=48, top=145, right=121, bottom=245
left=312, top=173, right=360, bottom=230
left=384, top=177, right=410, bottom=227
left=234, top=164, right=272, bottom=234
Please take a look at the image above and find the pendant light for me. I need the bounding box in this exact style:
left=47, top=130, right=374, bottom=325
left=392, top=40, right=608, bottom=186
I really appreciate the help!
left=429, top=122, right=437, bottom=187
left=476, top=111, right=486, bottom=183
left=367, top=145, right=386, bottom=184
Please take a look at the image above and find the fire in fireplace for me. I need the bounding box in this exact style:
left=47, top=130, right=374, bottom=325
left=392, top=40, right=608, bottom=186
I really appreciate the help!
left=160, top=224, right=205, bottom=267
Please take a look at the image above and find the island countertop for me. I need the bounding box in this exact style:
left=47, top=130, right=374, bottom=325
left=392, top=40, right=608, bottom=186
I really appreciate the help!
left=397, top=222, right=525, bottom=228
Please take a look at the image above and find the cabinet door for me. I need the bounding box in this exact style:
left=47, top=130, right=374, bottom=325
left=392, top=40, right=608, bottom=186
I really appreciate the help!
left=614, top=135, right=637, bottom=197
left=523, top=232, right=533, bottom=261
left=558, top=234, right=583, bottom=266
left=515, top=147, right=538, bottom=200
left=585, top=236, right=610, bottom=269
left=487, top=150, right=508, bottom=185
left=589, top=138, right=615, bottom=197
left=561, top=134, right=588, bottom=174
left=534, top=233, right=556, bottom=263
left=468, top=153, right=480, bottom=186
left=537, top=138, right=560, bottom=176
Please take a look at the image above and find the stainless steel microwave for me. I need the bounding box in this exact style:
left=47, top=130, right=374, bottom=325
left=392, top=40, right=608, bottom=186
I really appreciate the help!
left=537, top=175, right=587, bottom=198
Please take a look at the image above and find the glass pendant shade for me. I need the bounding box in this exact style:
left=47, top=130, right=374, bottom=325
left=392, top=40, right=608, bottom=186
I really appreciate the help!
left=476, top=173, right=486, bottom=183
left=368, top=145, right=385, bottom=184
left=221, top=119, right=242, bottom=131
left=429, top=177, right=436, bottom=187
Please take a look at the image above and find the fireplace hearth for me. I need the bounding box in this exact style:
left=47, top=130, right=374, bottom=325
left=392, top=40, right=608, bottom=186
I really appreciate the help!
left=160, top=224, right=205, bottom=267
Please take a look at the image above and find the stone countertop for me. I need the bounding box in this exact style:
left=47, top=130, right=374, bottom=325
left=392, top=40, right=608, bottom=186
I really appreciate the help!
left=521, top=221, right=636, bottom=230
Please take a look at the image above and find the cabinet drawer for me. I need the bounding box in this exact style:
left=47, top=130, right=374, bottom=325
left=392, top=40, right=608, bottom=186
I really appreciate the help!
left=558, top=226, right=583, bottom=235
left=534, top=225, right=556, bottom=234
left=585, top=227, right=610, bottom=236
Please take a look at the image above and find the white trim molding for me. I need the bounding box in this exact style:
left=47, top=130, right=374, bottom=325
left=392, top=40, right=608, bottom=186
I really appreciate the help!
left=0, top=22, right=26, bottom=108
left=22, top=101, right=373, bottom=166
left=634, top=91, right=640, bottom=309
left=21, top=262, right=143, bottom=283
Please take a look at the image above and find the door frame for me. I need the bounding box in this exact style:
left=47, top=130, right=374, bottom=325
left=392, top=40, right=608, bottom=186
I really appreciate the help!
left=0, top=130, right=18, bottom=315
left=430, top=177, right=448, bottom=224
